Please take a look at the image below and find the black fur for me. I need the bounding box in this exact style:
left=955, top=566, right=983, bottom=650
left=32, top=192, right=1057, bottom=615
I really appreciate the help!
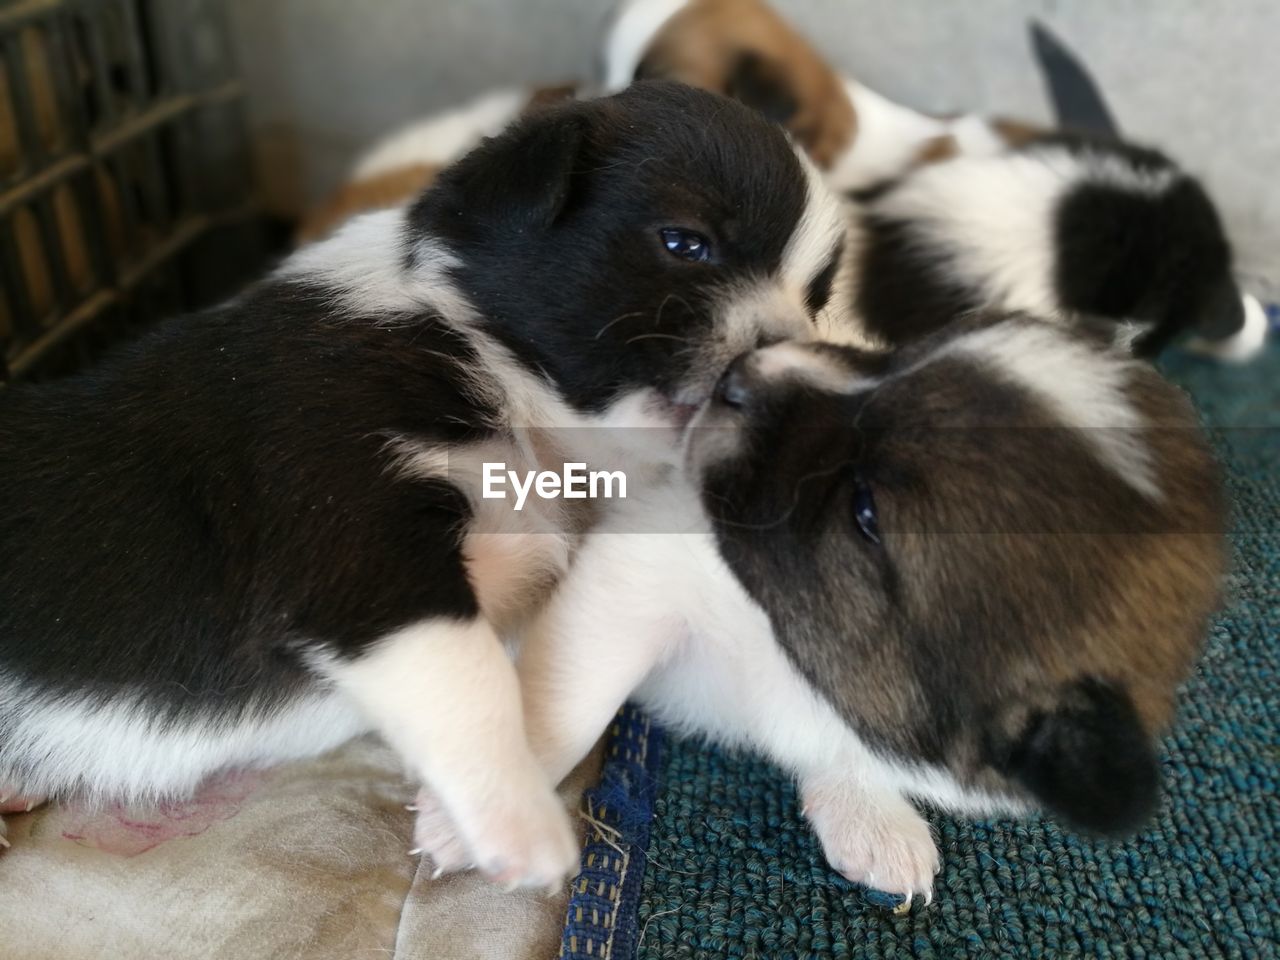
left=0, top=81, right=823, bottom=734
left=855, top=216, right=985, bottom=344
left=413, top=82, right=811, bottom=412
left=1054, top=176, right=1242, bottom=356
left=849, top=133, right=1246, bottom=356
left=0, top=281, right=490, bottom=712
left=994, top=677, right=1159, bottom=835
left=804, top=239, right=843, bottom=317
left=725, top=52, right=799, bottom=127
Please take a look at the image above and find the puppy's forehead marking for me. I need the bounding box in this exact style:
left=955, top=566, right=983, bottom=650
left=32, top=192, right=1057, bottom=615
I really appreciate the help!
left=938, top=322, right=1162, bottom=500
left=780, top=152, right=846, bottom=294
left=753, top=341, right=869, bottom=394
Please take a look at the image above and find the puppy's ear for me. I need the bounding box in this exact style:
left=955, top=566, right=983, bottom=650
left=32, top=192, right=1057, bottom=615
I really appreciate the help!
left=726, top=52, right=799, bottom=126
left=993, top=677, right=1160, bottom=835
left=413, top=109, right=587, bottom=239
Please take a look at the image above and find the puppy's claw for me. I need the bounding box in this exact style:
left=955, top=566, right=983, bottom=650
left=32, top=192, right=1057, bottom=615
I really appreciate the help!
left=892, top=895, right=913, bottom=916
left=0, top=832, right=10, bottom=849
left=407, top=847, right=423, bottom=857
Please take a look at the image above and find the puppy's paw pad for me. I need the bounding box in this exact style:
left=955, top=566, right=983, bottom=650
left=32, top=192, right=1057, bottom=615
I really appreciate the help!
left=803, top=785, right=940, bottom=905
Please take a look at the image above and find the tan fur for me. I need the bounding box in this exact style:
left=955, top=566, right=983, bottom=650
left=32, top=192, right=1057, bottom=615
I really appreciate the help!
left=523, top=84, right=578, bottom=112
left=913, top=134, right=960, bottom=166
left=640, top=0, right=855, bottom=167
left=990, top=117, right=1048, bottom=149
left=295, top=163, right=441, bottom=245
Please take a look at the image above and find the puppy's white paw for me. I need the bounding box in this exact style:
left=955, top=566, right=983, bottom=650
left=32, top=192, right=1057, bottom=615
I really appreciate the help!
left=802, top=778, right=940, bottom=906
left=414, top=773, right=579, bottom=893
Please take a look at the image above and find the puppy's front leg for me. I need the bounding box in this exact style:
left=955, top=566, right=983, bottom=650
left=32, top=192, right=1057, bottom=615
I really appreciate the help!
left=798, top=761, right=940, bottom=906
left=645, top=557, right=941, bottom=904
left=322, top=617, right=577, bottom=890
left=519, top=536, right=679, bottom=786
left=403, top=534, right=682, bottom=874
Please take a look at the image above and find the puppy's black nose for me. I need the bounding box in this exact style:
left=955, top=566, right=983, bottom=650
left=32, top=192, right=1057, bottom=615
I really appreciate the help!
left=714, top=354, right=753, bottom=408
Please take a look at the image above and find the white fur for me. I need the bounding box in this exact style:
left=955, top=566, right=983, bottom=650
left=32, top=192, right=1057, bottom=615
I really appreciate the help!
left=0, top=674, right=365, bottom=802
left=601, top=0, right=689, bottom=92
left=352, top=88, right=527, bottom=182
left=868, top=151, right=1064, bottom=318
left=827, top=79, right=1017, bottom=194
left=319, top=619, right=577, bottom=887
left=781, top=153, right=849, bottom=296
left=947, top=322, right=1160, bottom=500
left=1186, top=291, right=1270, bottom=362
left=945, top=114, right=1008, bottom=158
left=827, top=80, right=950, bottom=192
left=750, top=339, right=865, bottom=392
left=277, top=208, right=473, bottom=319
left=866, top=146, right=1177, bottom=324
left=516, top=482, right=1015, bottom=901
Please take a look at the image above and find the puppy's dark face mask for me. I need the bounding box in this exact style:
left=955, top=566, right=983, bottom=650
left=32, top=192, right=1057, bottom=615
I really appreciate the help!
left=688, top=316, right=1225, bottom=835
left=411, top=81, right=845, bottom=420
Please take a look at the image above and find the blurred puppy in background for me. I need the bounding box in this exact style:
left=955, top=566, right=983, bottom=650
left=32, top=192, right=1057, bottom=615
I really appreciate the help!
left=607, top=0, right=1267, bottom=360
left=302, top=0, right=1267, bottom=360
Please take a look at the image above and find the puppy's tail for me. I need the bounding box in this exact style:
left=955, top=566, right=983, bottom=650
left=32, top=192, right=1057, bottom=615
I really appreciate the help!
left=988, top=677, right=1160, bottom=835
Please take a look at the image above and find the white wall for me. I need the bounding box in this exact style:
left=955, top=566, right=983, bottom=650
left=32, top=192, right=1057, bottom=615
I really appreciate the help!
left=227, top=0, right=1280, bottom=292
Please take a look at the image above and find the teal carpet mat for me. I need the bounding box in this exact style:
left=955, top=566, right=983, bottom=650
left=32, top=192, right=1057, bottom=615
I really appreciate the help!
left=604, top=336, right=1278, bottom=959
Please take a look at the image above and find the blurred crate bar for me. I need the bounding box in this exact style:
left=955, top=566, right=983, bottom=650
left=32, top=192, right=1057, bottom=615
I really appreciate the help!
left=0, top=0, right=260, bottom=382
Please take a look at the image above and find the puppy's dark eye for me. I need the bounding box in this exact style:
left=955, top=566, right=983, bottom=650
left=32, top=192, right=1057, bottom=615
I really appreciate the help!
left=659, top=227, right=712, bottom=263
left=853, top=477, right=881, bottom=545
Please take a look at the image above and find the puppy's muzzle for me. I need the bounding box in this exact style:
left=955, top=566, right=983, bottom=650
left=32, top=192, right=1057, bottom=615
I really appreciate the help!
left=712, top=353, right=756, bottom=410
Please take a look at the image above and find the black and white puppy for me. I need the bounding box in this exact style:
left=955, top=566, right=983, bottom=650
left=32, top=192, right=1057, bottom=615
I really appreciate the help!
left=492, top=315, right=1225, bottom=906
left=0, top=82, right=848, bottom=880
left=843, top=133, right=1267, bottom=360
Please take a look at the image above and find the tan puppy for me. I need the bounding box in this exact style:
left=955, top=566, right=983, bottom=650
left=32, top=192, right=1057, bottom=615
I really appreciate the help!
left=613, top=0, right=855, bottom=167
left=603, top=0, right=1039, bottom=189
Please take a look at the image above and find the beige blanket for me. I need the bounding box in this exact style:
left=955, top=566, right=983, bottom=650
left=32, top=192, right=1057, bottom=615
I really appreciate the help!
left=0, top=737, right=600, bottom=960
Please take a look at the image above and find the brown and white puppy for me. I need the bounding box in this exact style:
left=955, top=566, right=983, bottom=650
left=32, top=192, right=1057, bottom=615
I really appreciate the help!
left=606, top=0, right=855, bottom=168
left=416, top=314, right=1226, bottom=906
left=602, top=0, right=1030, bottom=189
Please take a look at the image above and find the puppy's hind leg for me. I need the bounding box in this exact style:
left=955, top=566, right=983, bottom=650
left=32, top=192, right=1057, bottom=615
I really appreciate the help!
left=322, top=617, right=578, bottom=891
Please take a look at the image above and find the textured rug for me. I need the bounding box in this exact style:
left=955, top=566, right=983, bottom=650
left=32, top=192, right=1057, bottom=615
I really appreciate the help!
left=567, top=326, right=1279, bottom=960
